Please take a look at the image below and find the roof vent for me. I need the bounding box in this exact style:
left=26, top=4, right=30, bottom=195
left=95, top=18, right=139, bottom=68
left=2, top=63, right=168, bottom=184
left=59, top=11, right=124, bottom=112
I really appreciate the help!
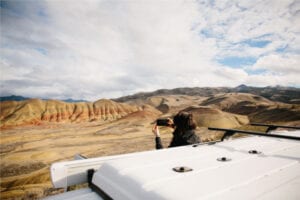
left=173, top=166, right=193, bottom=173
left=248, top=150, right=261, bottom=154
left=217, top=157, right=231, bottom=162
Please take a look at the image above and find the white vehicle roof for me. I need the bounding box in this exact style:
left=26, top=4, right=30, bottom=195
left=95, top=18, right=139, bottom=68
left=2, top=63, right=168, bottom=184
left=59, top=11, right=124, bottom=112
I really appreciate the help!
left=45, top=130, right=300, bottom=200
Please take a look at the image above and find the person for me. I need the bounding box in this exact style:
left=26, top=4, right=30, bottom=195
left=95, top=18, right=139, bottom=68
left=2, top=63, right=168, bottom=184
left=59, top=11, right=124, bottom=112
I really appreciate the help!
left=152, top=111, right=200, bottom=149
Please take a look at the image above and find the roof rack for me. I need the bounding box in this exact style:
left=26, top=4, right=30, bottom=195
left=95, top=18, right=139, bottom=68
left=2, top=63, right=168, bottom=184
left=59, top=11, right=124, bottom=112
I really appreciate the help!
left=250, top=123, right=300, bottom=133
left=208, top=127, right=300, bottom=141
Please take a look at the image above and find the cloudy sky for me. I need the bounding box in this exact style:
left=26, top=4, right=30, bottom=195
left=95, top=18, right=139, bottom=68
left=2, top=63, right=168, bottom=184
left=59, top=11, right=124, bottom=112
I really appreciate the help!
left=1, top=0, right=300, bottom=101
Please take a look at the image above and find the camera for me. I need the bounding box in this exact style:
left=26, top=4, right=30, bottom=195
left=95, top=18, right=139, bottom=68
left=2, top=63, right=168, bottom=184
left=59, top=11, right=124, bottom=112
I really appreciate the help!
left=156, top=118, right=170, bottom=126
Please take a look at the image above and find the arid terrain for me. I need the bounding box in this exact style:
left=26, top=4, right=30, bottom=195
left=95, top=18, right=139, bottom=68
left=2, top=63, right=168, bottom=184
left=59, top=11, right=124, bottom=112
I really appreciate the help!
left=1, top=86, right=300, bottom=199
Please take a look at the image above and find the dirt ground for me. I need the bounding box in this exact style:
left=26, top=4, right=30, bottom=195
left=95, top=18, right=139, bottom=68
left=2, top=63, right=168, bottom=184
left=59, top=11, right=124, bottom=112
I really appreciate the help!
left=0, top=119, right=281, bottom=200
left=0, top=120, right=189, bottom=199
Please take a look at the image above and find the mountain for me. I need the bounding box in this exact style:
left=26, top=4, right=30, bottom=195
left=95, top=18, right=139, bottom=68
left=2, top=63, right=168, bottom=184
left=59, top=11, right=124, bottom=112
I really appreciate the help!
left=200, top=93, right=300, bottom=123
left=183, top=105, right=249, bottom=128
left=114, top=88, right=300, bottom=124
left=1, top=85, right=299, bottom=129
left=0, top=95, right=30, bottom=102
left=114, top=85, right=300, bottom=104
left=0, top=99, right=140, bottom=128
left=0, top=95, right=88, bottom=103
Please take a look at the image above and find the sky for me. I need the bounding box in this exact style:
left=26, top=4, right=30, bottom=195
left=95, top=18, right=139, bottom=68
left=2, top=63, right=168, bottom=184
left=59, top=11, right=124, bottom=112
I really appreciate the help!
left=1, top=0, right=300, bottom=101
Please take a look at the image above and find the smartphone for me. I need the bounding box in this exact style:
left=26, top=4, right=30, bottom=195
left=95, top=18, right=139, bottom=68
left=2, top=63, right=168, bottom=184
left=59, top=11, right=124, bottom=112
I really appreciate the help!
left=156, top=119, right=170, bottom=126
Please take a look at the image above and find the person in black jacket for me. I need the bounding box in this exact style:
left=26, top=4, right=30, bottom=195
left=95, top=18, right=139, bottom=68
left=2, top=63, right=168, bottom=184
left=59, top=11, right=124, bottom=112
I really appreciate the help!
left=153, top=111, right=200, bottom=149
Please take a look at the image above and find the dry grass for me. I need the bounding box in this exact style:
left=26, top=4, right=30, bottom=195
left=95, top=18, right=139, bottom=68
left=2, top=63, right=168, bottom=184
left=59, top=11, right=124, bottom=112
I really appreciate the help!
left=2, top=119, right=299, bottom=199
left=0, top=120, right=169, bottom=199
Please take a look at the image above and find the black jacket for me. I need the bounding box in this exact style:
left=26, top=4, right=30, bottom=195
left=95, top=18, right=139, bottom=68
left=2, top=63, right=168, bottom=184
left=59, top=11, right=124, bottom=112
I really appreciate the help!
left=155, top=130, right=200, bottom=149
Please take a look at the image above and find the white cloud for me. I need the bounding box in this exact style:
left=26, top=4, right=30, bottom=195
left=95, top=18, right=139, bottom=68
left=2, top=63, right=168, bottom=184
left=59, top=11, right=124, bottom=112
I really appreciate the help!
left=198, top=0, right=299, bottom=57
left=0, top=0, right=299, bottom=100
left=252, top=54, right=300, bottom=73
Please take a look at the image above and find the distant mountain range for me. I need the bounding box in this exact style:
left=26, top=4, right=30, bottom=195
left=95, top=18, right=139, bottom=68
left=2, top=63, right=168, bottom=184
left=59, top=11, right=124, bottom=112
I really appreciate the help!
left=0, top=95, right=88, bottom=103
left=1, top=85, right=299, bottom=104
left=114, top=85, right=300, bottom=104
left=1, top=85, right=299, bottom=129
left=0, top=95, right=29, bottom=102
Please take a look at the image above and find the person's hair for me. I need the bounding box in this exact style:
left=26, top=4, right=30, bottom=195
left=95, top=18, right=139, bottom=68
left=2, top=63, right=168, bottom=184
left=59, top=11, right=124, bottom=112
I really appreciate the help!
left=173, top=111, right=196, bottom=135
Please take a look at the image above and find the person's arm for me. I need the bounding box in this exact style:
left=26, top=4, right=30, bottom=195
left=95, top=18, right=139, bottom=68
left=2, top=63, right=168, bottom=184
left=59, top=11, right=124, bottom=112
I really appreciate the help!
left=152, top=125, right=163, bottom=149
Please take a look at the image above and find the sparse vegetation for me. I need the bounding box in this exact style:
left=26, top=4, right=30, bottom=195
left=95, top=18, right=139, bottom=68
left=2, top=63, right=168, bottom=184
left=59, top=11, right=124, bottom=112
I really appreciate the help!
left=0, top=162, right=46, bottom=178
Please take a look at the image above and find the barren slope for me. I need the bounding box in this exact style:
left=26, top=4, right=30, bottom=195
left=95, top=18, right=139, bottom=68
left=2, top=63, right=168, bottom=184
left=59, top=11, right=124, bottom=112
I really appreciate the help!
left=201, top=93, right=300, bottom=123
left=123, top=95, right=207, bottom=114
left=0, top=99, right=139, bottom=128
left=114, top=85, right=300, bottom=104
left=183, top=105, right=249, bottom=128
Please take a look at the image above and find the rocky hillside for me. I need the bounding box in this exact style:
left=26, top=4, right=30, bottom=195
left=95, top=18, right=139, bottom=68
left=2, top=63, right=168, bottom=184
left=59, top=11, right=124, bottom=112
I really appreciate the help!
left=114, top=85, right=300, bottom=104
left=200, top=93, right=300, bottom=123
left=113, top=86, right=300, bottom=124
left=115, top=91, right=299, bottom=124
left=183, top=106, right=249, bottom=128
left=1, top=86, right=299, bottom=129
left=201, top=93, right=275, bottom=113
left=0, top=99, right=140, bottom=128
left=123, top=95, right=206, bottom=114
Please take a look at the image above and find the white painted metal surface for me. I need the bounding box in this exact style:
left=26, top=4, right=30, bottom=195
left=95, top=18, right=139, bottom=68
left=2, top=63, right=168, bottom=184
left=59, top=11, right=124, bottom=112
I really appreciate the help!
left=50, top=151, right=149, bottom=188
left=47, top=130, right=300, bottom=200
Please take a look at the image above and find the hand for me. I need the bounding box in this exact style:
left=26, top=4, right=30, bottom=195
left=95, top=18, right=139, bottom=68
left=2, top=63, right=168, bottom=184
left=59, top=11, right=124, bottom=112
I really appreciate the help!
left=152, top=125, right=160, bottom=137
left=167, top=119, right=174, bottom=128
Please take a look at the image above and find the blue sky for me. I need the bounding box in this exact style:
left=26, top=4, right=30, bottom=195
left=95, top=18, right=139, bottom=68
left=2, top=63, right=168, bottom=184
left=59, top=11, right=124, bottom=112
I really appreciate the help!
left=0, top=0, right=299, bottom=100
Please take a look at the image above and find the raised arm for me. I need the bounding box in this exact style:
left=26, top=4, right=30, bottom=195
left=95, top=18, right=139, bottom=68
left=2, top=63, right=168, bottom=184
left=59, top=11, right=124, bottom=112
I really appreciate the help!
left=152, top=125, right=163, bottom=149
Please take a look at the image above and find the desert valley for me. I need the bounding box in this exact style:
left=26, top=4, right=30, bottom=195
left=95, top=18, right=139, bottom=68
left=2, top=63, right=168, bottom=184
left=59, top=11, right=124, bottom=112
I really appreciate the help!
left=0, top=85, right=300, bottom=199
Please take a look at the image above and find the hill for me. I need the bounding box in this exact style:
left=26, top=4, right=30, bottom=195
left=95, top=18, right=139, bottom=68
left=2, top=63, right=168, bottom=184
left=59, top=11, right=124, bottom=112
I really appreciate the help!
left=200, top=93, right=300, bottom=123
left=0, top=99, right=140, bottom=128
left=114, top=85, right=300, bottom=104
left=122, top=95, right=206, bottom=114
left=1, top=86, right=299, bottom=129
left=183, top=105, right=249, bottom=128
